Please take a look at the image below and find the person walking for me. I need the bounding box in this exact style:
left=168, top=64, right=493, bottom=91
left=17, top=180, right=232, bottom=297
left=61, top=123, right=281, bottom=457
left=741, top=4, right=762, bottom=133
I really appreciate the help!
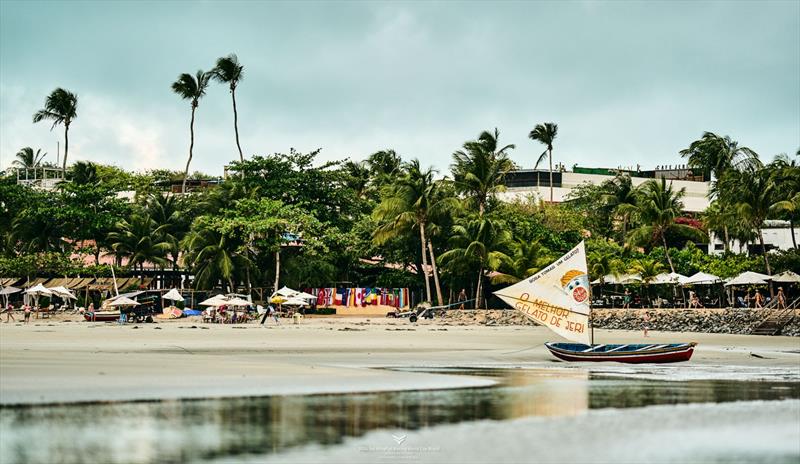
left=623, top=289, right=631, bottom=309
left=754, top=290, right=764, bottom=309
left=642, top=310, right=650, bottom=338
left=3, top=303, right=15, bottom=323
left=776, top=287, right=786, bottom=309
left=23, top=304, right=32, bottom=324
left=458, top=289, right=467, bottom=310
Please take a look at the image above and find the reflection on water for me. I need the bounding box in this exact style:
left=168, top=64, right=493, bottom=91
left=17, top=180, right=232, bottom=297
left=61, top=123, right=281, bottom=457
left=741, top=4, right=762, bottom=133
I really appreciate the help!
left=1, top=368, right=798, bottom=464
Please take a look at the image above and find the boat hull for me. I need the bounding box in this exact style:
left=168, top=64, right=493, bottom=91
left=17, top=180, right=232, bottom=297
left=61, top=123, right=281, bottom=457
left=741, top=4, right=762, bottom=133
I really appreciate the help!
left=545, top=342, right=696, bottom=363
left=83, top=312, right=121, bottom=322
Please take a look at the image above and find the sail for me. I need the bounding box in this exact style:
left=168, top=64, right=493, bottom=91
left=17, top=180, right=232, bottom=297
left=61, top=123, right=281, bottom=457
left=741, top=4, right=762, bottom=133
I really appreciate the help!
left=493, top=241, right=591, bottom=345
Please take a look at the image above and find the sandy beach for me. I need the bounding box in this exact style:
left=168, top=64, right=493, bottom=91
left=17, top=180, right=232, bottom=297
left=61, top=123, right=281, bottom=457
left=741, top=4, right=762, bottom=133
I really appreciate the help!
left=2, top=316, right=799, bottom=405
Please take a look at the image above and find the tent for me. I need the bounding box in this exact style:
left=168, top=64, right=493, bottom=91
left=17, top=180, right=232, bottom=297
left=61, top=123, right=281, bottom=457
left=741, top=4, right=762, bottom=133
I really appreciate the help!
left=772, top=271, right=800, bottom=283
left=162, top=289, right=184, bottom=301
left=591, top=274, right=642, bottom=285
left=724, top=271, right=772, bottom=287
left=682, top=272, right=722, bottom=285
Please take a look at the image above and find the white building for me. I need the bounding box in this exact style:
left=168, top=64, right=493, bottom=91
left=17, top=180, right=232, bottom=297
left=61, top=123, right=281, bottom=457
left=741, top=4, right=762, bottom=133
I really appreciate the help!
left=708, top=221, right=799, bottom=255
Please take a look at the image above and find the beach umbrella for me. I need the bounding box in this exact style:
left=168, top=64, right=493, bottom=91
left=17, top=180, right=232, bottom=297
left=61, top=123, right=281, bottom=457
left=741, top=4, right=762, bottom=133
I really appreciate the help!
left=682, top=272, right=722, bottom=285
left=772, top=271, right=800, bottom=283
left=199, top=295, right=228, bottom=306
left=270, top=295, right=288, bottom=304
left=652, top=272, right=688, bottom=285
left=273, top=286, right=297, bottom=297
left=0, top=286, right=21, bottom=307
left=724, top=271, right=772, bottom=287
left=591, top=274, right=641, bottom=285
left=283, top=297, right=309, bottom=307
left=25, top=283, right=52, bottom=307
left=108, top=296, right=140, bottom=307
left=162, top=289, right=184, bottom=301
left=48, top=286, right=77, bottom=299
left=226, top=297, right=252, bottom=307
left=292, top=291, right=317, bottom=301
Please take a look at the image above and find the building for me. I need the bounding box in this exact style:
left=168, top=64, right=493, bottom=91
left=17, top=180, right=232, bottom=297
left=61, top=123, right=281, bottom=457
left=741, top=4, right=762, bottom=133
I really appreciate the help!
left=708, top=221, right=799, bottom=256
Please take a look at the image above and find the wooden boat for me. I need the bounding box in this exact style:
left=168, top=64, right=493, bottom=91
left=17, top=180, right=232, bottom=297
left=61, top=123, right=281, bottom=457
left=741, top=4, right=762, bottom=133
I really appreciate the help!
left=545, top=342, right=697, bottom=363
left=494, top=241, right=697, bottom=364
left=83, top=311, right=120, bottom=322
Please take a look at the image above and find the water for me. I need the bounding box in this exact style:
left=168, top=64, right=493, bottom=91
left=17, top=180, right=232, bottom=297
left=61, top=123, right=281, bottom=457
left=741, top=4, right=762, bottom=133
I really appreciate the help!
left=1, top=368, right=798, bottom=464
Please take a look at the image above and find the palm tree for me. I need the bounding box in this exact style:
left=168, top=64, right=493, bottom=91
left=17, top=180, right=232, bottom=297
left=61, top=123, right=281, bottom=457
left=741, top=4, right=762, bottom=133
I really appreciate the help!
left=588, top=250, right=621, bottom=289
left=181, top=223, right=252, bottom=291
left=600, top=173, right=637, bottom=243
left=367, top=149, right=401, bottom=183
left=210, top=54, right=245, bottom=162
left=343, top=160, right=371, bottom=198
left=629, top=258, right=665, bottom=307
left=528, top=122, right=558, bottom=202
left=440, top=217, right=510, bottom=309
left=679, top=132, right=761, bottom=192
left=373, top=160, right=454, bottom=304
left=451, top=128, right=515, bottom=217
left=771, top=153, right=800, bottom=249
left=32, top=88, right=78, bottom=176
left=107, top=213, right=171, bottom=276
left=172, top=71, right=211, bottom=193
left=69, top=161, right=98, bottom=184
left=12, top=147, right=47, bottom=169
left=702, top=201, right=737, bottom=253
left=489, top=238, right=551, bottom=285
left=627, top=178, right=706, bottom=273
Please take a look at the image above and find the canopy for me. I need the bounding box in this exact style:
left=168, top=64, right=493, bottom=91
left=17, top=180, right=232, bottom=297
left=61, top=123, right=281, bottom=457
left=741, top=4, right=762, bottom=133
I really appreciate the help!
left=48, top=286, right=77, bottom=299
left=683, top=272, right=722, bottom=285
left=162, top=289, right=184, bottom=301
left=591, top=273, right=641, bottom=285
left=273, top=286, right=297, bottom=297
left=652, top=272, right=688, bottom=285
left=293, top=291, right=317, bottom=300
left=724, top=271, right=772, bottom=287
left=772, top=271, right=800, bottom=283
left=25, top=283, right=52, bottom=295
left=0, top=286, right=21, bottom=295
left=283, top=297, right=310, bottom=306
left=106, top=291, right=144, bottom=303
left=199, top=295, right=228, bottom=306
left=108, top=297, right=140, bottom=307
left=226, top=297, right=252, bottom=307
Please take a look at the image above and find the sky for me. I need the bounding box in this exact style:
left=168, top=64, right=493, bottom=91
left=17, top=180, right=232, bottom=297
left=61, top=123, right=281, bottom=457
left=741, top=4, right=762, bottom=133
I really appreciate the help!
left=1, top=0, right=798, bottom=175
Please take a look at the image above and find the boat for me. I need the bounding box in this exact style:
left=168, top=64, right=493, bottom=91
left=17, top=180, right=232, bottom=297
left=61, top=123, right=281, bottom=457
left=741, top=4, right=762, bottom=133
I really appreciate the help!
left=83, top=311, right=121, bottom=322
left=544, top=342, right=696, bottom=363
left=493, top=241, right=696, bottom=363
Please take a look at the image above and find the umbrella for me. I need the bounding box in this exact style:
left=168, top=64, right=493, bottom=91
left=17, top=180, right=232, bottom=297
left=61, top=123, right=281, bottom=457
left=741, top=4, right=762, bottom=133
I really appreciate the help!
left=292, top=291, right=317, bottom=301
left=283, top=297, right=309, bottom=307
left=724, top=271, right=772, bottom=287
left=682, top=272, right=722, bottom=285
left=273, top=286, right=297, bottom=297
left=652, top=272, right=688, bottom=285
left=108, top=297, right=140, bottom=307
left=772, top=270, right=800, bottom=283
left=0, top=286, right=21, bottom=295
left=48, top=286, right=77, bottom=299
left=199, top=295, right=229, bottom=306
left=591, top=274, right=642, bottom=285
left=270, top=295, right=288, bottom=304
left=25, top=283, right=52, bottom=296
left=162, top=289, right=184, bottom=301
left=226, top=297, right=252, bottom=307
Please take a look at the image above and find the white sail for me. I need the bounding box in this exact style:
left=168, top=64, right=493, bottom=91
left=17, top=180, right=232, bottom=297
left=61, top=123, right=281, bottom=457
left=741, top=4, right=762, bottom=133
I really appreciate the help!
left=493, top=241, right=591, bottom=345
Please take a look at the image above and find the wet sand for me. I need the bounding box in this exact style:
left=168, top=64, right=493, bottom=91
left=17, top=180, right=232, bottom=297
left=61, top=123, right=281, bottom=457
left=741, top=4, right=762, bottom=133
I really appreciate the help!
left=1, top=317, right=799, bottom=405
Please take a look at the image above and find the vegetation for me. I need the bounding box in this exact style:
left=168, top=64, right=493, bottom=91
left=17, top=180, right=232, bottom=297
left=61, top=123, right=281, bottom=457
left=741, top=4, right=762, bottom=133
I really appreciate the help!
left=32, top=88, right=77, bottom=175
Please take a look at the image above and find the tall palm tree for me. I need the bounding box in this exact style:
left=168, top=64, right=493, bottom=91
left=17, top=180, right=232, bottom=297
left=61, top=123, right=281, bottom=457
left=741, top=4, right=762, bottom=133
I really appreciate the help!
left=451, top=128, right=515, bottom=217
left=107, top=213, right=171, bottom=276
left=600, top=173, right=637, bottom=243
left=12, top=147, right=47, bottom=169
left=702, top=201, right=737, bottom=253
left=172, top=71, right=211, bottom=193
left=629, top=258, right=665, bottom=307
left=771, top=153, right=800, bottom=249
left=210, top=54, right=245, bottom=162
left=528, top=122, right=558, bottom=202
left=440, top=217, right=510, bottom=309
left=588, top=250, right=621, bottom=298
left=32, top=88, right=78, bottom=176
left=69, top=161, right=98, bottom=184
left=373, top=160, right=454, bottom=304
left=181, top=223, right=252, bottom=292
left=627, top=178, right=706, bottom=273
left=489, top=238, right=551, bottom=285
left=343, top=160, right=371, bottom=198
left=679, top=132, right=761, bottom=192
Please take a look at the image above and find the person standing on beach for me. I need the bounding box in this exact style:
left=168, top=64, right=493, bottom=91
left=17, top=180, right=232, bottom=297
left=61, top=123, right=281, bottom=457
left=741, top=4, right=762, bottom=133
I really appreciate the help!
left=754, top=290, right=764, bottom=309
left=458, top=289, right=467, bottom=309
left=776, top=287, right=786, bottom=309
left=3, top=303, right=15, bottom=323
left=23, top=304, right=31, bottom=324
left=623, top=289, right=631, bottom=309
left=642, top=310, right=650, bottom=337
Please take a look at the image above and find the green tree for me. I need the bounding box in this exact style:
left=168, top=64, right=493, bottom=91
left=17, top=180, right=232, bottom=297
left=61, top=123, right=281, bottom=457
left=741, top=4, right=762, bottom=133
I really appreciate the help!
left=679, top=132, right=761, bottom=190
left=627, top=178, right=706, bottom=273
left=12, top=147, right=47, bottom=169
left=210, top=54, right=245, bottom=162
left=600, top=173, right=637, bottom=243
left=451, top=128, right=515, bottom=217
left=528, top=122, right=558, bottom=202
left=107, top=213, right=171, bottom=274
left=69, top=161, right=98, bottom=185
left=489, top=238, right=551, bottom=285
left=629, top=258, right=665, bottom=306
left=171, top=71, right=211, bottom=193
left=32, top=88, right=78, bottom=176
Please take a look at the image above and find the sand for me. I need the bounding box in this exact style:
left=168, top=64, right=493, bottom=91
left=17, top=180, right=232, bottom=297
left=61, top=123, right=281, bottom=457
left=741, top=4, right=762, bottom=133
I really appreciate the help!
left=1, top=316, right=799, bottom=405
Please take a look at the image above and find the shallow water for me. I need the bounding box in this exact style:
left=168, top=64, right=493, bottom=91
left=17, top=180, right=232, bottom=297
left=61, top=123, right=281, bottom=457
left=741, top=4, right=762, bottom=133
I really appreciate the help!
left=1, top=368, right=798, bottom=464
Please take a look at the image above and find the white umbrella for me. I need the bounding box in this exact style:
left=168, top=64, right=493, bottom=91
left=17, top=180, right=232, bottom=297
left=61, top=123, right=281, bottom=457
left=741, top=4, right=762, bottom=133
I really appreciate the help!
left=162, top=289, right=184, bottom=301
left=273, top=286, right=297, bottom=297
left=724, top=271, right=772, bottom=287
left=25, top=283, right=52, bottom=296
left=108, top=297, right=140, bottom=307
left=683, top=272, right=722, bottom=285
left=226, top=297, right=252, bottom=307
left=48, top=286, right=77, bottom=299
left=283, top=297, right=309, bottom=307
left=292, top=291, right=317, bottom=301
left=652, top=272, right=688, bottom=285
left=199, top=295, right=228, bottom=306
left=772, top=271, right=800, bottom=283
left=0, top=286, right=21, bottom=295
left=591, top=274, right=641, bottom=285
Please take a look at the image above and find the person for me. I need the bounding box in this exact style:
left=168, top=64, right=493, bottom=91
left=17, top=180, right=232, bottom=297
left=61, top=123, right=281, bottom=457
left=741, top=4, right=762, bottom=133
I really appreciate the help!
left=232, top=308, right=239, bottom=324
left=261, top=304, right=280, bottom=325
left=458, top=289, right=467, bottom=310
left=642, top=310, right=650, bottom=338
left=744, top=290, right=752, bottom=308
left=87, top=302, right=95, bottom=322
left=623, top=289, right=631, bottom=309
left=754, top=290, right=764, bottom=309
left=23, top=304, right=32, bottom=324
left=776, top=287, right=786, bottom=309
left=3, top=303, right=15, bottom=323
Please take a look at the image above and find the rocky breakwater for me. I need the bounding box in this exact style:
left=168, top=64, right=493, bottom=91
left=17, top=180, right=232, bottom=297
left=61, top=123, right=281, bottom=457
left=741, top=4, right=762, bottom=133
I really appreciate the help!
left=438, top=308, right=800, bottom=336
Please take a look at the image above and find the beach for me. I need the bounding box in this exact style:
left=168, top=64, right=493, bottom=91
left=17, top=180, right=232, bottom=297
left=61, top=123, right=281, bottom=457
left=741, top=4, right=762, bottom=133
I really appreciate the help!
left=2, top=316, right=799, bottom=405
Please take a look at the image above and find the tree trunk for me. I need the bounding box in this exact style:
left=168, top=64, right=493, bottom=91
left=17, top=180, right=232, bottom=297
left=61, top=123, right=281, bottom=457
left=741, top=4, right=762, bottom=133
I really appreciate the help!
left=662, top=233, right=675, bottom=273
left=759, top=231, right=774, bottom=298
left=419, top=224, right=432, bottom=303
left=274, top=248, right=281, bottom=293
left=182, top=105, right=196, bottom=194
left=548, top=147, right=554, bottom=202
left=475, top=265, right=484, bottom=309
left=428, top=240, right=443, bottom=306
left=790, top=219, right=798, bottom=250
left=63, top=123, right=69, bottom=177
left=231, top=87, right=244, bottom=162
left=621, top=215, right=627, bottom=245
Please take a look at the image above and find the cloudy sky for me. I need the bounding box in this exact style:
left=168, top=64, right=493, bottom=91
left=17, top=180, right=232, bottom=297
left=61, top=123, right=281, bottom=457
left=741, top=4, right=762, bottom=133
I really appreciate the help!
left=1, top=1, right=798, bottom=175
